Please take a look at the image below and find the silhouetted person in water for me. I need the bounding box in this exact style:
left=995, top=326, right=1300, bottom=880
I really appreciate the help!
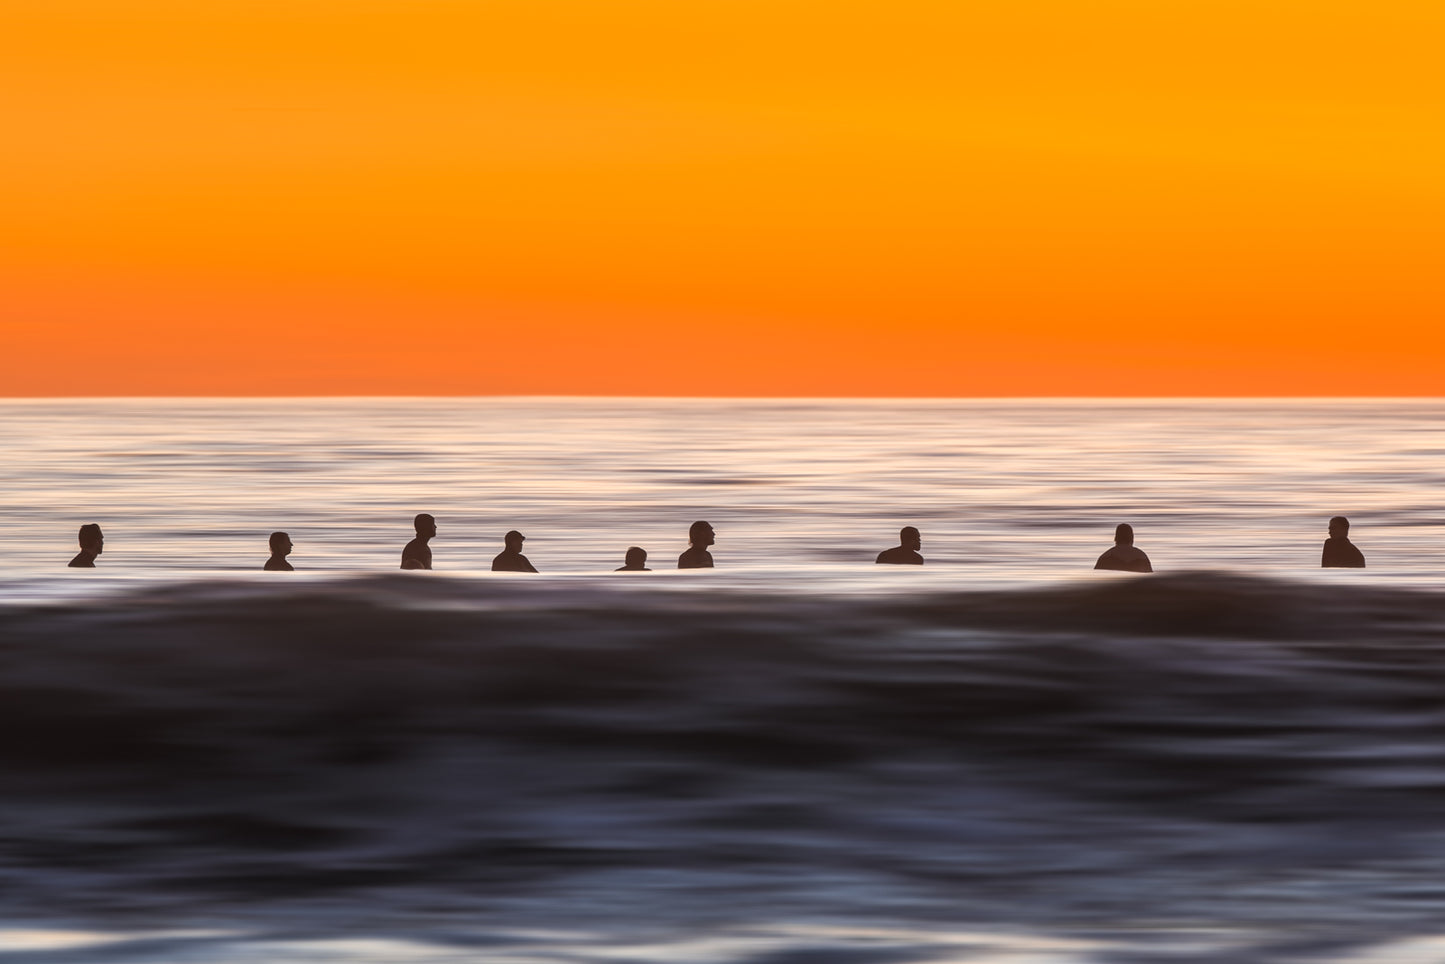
left=615, top=546, right=651, bottom=571
left=1094, top=523, right=1152, bottom=573
left=401, top=513, right=436, bottom=570
left=492, top=530, right=538, bottom=572
left=1322, top=515, right=1366, bottom=568
left=264, top=531, right=294, bottom=571
left=68, top=523, right=104, bottom=568
left=876, top=526, right=924, bottom=565
left=678, top=520, right=715, bottom=569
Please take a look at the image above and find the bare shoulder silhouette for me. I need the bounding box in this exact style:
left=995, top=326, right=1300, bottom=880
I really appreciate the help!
left=401, top=513, right=436, bottom=570
left=615, top=546, right=651, bottom=571
left=876, top=526, right=923, bottom=565
left=492, top=530, right=539, bottom=573
left=678, top=520, right=715, bottom=569
left=68, top=523, right=104, bottom=568
left=264, top=531, right=294, bottom=571
left=1321, top=515, right=1365, bottom=568
left=1094, top=523, right=1152, bottom=573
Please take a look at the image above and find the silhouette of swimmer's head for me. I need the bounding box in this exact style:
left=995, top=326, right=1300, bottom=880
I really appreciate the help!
left=414, top=513, right=436, bottom=538
left=1114, top=523, right=1134, bottom=546
left=1329, top=516, right=1350, bottom=538
left=689, top=520, right=715, bottom=547
left=269, top=531, right=292, bottom=556
left=900, top=526, right=921, bottom=550
left=624, top=546, right=647, bottom=568
left=505, top=529, right=525, bottom=550
left=78, top=523, right=104, bottom=554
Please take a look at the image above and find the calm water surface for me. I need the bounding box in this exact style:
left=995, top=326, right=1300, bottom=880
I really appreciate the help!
left=1, top=397, right=1442, bottom=581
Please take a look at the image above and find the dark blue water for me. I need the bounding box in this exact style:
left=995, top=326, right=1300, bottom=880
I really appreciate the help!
left=3, top=573, right=1445, bottom=962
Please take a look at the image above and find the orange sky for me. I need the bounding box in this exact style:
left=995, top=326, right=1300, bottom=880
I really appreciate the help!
left=3, top=0, right=1442, bottom=396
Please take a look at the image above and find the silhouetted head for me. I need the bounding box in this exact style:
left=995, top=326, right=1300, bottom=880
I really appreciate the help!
left=78, top=523, right=104, bottom=554
left=269, top=531, right=293, bottom=556
left=624, top=546, right=647, bottom=568
left=688, top=520, right=714, bottom=548
left=1114, top=523, right=1134, bottom=546
left=505, top=530, right=525, bottom=551
left=1329, top=516, right=1350, bottom=539
left=900, top=526, right=921, bottom=550
left=414, top=513, right=436, bottom=538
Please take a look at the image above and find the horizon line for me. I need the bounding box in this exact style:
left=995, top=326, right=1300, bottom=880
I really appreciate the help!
left=2, top=394, right=1443, bottom=402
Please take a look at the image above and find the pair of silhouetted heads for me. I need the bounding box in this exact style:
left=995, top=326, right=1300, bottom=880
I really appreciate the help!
left=67, top=524, right=104, bottom=568
left=876, top=526, right=923, bottom=565
left=399, top=516, right=539, bottom=572
left=678, top=520, right=715, bottom=569
left=616, top=546, right=650, bottom=571
left=492, top=530, right=539, bottom=572
left=1322, top=515, right=1366, bottom=568
left=1095, top=523, right=1153, bottom=572
left=263, top=531, right=294, bottom=571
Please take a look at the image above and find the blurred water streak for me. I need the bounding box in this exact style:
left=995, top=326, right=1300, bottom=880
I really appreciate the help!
left=1, top=397, right=1442, bottom=581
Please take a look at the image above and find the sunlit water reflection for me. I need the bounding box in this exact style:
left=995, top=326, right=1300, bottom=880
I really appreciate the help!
left=2, top=397, right=1442, bottom=579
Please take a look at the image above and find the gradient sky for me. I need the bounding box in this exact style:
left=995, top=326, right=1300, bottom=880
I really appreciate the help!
left=3, top=0, right=1442, bottom=396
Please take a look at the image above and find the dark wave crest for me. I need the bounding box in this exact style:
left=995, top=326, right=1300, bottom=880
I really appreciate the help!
left=3, top=573, right=1444, bottom=942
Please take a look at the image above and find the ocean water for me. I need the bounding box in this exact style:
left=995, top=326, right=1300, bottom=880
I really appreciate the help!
left=2, top=398, right=1445, bottom=962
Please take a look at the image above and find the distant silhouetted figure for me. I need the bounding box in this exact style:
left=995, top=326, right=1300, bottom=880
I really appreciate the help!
left=492, top=530, right=538, bottom=572
left=1094, top=523, right=1153, bottom=573
left=678, top=520, right=715, bottom=569
left=615, top=546, right=651, bottom=571
left=401, top=513, right=436, bottom=570
left=68, top=523, right=104, bottom=568
left=876, top=526, right=924, bottom=565
left=1322, top=516, right=1365, bottom=568
left=264, top=531, right=294, bottom=571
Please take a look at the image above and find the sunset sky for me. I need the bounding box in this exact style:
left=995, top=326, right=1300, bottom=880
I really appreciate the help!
left=3, top=0, right=1442, bottom=396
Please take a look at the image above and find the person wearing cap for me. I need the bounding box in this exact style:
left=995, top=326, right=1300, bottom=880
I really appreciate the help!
left=492, top=530, right=539, bottom=572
